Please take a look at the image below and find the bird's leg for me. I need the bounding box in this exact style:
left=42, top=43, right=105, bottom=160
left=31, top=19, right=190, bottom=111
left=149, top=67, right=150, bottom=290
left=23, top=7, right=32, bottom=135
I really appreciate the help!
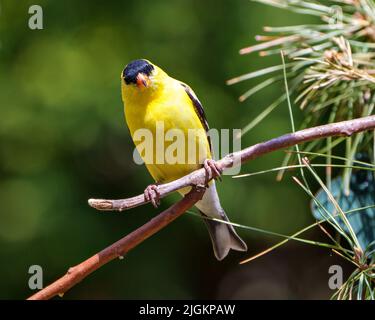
left=144, top=183, right=160, bottom=208
left=203, top=159, right=223, bottom=186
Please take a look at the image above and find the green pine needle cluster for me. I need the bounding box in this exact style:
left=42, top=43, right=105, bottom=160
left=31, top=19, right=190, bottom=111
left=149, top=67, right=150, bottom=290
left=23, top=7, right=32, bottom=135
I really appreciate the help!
left=229, top=0, right=375, bottom=300
left=228, top=0, right=375, bottom=161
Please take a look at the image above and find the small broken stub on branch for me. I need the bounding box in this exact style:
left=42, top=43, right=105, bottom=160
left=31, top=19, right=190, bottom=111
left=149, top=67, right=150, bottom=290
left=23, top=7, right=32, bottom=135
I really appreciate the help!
left=190, top=184, right=206, bottom=197
left=88, top=199, right=113, bottom=210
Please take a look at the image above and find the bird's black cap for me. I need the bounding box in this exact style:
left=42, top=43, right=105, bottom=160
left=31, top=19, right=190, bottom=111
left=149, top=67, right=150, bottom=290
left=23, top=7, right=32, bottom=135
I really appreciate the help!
left=122, top=59, right=154, bottom=85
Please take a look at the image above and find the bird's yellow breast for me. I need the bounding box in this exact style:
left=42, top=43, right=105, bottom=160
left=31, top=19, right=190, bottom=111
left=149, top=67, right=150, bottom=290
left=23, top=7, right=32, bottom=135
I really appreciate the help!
left=123, top=77, right=211, bottom=183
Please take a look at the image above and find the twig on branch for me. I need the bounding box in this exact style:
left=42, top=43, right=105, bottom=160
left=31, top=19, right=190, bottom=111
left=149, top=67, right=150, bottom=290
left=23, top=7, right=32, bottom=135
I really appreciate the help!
left=27, top=186, right=206, bottom=300
left=28, top=115, right=375, bottom=300
left=89, top=115, right=375, bottom=212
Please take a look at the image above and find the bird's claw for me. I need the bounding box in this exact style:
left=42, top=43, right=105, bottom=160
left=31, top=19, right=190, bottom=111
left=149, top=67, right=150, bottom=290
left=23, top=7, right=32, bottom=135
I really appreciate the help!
left=203, top=159, right=223, bottom=186
left=144, top=184, right=160, bottom=208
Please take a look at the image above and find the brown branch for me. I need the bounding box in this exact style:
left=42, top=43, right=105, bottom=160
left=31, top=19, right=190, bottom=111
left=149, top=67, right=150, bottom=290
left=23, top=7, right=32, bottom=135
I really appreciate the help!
left=89, top=115, right=375, bottom=212
left=28, top=114, right=375, bottom=300
left=27, top=186, right=205, bottom=300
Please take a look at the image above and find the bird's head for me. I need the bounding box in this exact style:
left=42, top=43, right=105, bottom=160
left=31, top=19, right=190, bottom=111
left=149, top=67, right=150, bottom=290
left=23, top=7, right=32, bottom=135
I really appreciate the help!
left=121, top=59, right=166, bottom=100
left=122, top=59, right=154, bottom=88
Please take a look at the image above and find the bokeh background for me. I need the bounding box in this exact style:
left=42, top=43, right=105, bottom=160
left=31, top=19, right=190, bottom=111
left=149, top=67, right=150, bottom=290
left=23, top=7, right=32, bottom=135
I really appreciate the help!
left=0, top=0, right=353, bottom=299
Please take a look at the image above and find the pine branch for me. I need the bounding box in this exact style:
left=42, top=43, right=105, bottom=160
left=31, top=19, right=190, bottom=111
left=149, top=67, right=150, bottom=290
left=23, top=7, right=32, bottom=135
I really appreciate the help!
left=89, top=115, right=375, bottom=211
left=27, top=187, right=206, bottom=300
left=27, top=115, right=375, bottom=300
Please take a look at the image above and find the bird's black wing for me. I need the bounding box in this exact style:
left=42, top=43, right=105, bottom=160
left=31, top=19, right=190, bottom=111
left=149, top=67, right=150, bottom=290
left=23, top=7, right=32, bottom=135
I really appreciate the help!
left=180, top=82, right=212, bottom=150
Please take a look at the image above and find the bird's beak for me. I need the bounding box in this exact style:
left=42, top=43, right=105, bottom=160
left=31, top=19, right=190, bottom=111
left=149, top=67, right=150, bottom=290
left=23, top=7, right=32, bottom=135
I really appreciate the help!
left=136, top=73, right=149, bottom=88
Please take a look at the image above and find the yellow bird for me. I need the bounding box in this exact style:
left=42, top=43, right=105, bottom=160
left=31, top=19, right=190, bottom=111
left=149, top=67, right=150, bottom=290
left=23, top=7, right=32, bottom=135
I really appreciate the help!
left=121, top=59, right=247, bottom=260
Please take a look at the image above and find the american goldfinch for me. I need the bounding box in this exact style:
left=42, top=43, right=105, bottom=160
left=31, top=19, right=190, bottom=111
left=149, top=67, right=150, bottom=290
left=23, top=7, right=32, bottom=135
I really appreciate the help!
left=121, top=59, right=247, bottom=260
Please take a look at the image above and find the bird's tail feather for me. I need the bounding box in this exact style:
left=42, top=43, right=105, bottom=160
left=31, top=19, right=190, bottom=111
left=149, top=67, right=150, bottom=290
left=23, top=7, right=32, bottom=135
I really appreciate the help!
left=200, top=209, right=247, bottom=261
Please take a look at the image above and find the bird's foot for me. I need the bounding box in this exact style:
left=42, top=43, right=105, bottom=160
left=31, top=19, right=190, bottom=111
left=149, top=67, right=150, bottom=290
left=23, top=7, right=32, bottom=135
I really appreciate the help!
left=203, top=159, right=223, bottom=186
left=144, top=184, right=160, bottom=208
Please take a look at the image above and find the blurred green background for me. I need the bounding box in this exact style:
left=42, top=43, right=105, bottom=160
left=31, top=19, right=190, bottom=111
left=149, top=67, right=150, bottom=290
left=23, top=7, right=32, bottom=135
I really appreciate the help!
left=0, top=0, right=352, bottom=299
